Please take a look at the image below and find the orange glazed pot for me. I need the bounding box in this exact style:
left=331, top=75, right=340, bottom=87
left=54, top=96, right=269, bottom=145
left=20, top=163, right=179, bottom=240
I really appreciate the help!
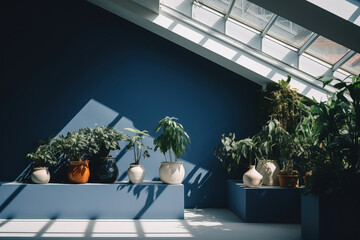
left=68, top=160, right=90, bottom=184
left=278, top=174, right=299, bottom=188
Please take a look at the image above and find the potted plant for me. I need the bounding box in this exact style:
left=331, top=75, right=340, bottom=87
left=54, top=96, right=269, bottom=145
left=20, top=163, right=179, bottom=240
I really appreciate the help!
left=258, top=76, right=306, bottom=134
left=237, top=137, right=263, bottom=188
left=213, top=133, right=248, bottom=179
left=255, top=119, right=289, bottom=186
left=153, top=116, right=190, bottom=184
left=124, top=128, right=151, bottom=184
left=277, top=133, right=300, bottom=188
left=300, top=75, right=360, bottom=240
left=26, top=143, right=58, bottom=184
left=90, top=126, right=128, bottom=183
left=55, top=130, right=95, bottom=184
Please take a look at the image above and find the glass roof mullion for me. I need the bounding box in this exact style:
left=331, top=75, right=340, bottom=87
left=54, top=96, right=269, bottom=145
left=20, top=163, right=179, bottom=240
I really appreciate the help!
left=332, top=50, right=356, bottom=72
left=260, top=14, right=278, bottom=38
left=298, top=33, right=318, bottom=55
left=224, top=0, right=236, bottom=20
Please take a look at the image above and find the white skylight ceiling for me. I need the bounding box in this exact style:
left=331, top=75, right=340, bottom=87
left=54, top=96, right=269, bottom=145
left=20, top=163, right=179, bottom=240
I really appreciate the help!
left=168, top=0, right=360, bottom=76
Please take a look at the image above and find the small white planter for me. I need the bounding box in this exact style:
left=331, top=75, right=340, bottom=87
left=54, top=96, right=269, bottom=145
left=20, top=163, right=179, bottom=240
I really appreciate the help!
left=159, top=161, right=185, bottom=184
left=256, top=160, right=280, bottom=186
left=243, top=165, right=263, bottom=188
left=127, top=164, right=145, bottom=184
left=31, top=167, right=50, bottom=184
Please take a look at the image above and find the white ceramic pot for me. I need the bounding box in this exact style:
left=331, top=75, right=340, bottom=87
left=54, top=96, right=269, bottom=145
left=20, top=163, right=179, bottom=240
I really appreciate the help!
left=159, top=161, right=185, bottom=184
left=31, top=167, right=50, bottom=184
left=243, top=165, right=263, bottom=188
left=256, top=160, right=280, bottom=186
left=127, top=164, right=145, bottom=184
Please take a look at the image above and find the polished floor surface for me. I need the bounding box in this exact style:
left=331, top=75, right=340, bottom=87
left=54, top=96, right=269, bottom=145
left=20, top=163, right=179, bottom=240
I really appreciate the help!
left=0, top=209, right=300, bottom=239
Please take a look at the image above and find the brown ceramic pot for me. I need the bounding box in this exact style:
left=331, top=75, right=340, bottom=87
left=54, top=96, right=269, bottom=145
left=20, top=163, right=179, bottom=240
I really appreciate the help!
left=68, top=160, right=90, bottom=184
left=278, top=174, right=299, bottom=188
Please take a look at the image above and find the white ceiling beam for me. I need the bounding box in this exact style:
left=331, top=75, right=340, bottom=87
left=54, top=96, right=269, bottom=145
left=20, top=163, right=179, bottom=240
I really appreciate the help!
left=298, top=33, right=318, bottom=55
left=332, top=50, right=356, bottom=71
left=248, top=0, right=360, bottom=53
left=224, top=0, right=236, bottom=20
left=260, top=14, right=278, bottom=38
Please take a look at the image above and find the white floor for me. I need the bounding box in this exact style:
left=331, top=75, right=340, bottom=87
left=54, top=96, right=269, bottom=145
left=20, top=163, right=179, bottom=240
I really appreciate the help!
left=0, top=209, right=300, bottom=240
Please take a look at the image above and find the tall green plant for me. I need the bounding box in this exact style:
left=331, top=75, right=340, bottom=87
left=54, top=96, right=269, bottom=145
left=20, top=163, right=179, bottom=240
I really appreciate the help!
left=258, top=76, right=306, bottom=133
left=124, top=128, right=151, bottom=165
left=299, top=74, right=360, bottom=195
left=320, top=74, right=360, bottom=171
left=153, top=116, right=191, bottom=162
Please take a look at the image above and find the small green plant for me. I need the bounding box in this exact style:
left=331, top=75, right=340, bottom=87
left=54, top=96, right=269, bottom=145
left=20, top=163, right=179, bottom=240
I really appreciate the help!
left=26, top=144, right=58, bottom=167
left=55, top=130, right=95, bottom=162
left=124, top=128, right=151, bottom=165
left=91, top=126, right=128, bottom=158
left=153, top=116, right=191, bottom=162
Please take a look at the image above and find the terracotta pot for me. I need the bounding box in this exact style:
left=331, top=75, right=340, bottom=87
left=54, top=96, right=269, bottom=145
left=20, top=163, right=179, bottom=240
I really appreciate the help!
left=68, top=160, right=90, bottom=184
left=278, top=174, right=299, bottom=188
left=31, top=167, right=50, bottom=184
left=159, top=162, right=185, bottom=184
left=127, top=164, right=145, bottom=184
left=243, top=165, right=263, bottom=188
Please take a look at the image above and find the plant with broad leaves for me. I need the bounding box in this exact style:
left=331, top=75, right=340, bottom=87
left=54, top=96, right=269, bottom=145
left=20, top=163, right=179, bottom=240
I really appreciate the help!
left=124, top=128, right=151, bottom=165
left=214, top=133, right=246, bottom=178
left=153, top=116, right=191, bottom=162
left=26, top=143, right=58, bottom=167
left=299, top=74, right=360, bottom=196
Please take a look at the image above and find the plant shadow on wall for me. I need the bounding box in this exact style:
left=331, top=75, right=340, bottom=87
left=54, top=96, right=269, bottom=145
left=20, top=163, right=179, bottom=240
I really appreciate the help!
left=116, top=184, right=168, bottom=219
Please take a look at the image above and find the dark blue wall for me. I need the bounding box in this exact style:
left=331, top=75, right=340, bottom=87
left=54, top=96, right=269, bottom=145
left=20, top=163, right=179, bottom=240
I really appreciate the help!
left=0, top=0, right=260, bottom=207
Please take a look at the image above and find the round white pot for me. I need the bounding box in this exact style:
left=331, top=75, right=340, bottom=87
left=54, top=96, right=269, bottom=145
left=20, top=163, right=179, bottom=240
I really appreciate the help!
left=31, top=167, right=50, bottom=184
left=127, top=164, right=145, bottom=184
left=256, top=160, right=280, bottom=186
left=243, top=165, right=263, bottom=188
left=159, top=161, right=185, bottom=184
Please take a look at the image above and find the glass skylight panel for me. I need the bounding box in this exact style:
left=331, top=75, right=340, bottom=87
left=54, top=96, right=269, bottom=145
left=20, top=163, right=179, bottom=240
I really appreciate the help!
left=342, top=53, right=360, bottom=75
left=229, top=0, right=274, bottom=31
left=305, top=36, right=350, bottom=65
left=267, top=17, right=313, bottom=48
left=197, top=0, right=231, bottom=14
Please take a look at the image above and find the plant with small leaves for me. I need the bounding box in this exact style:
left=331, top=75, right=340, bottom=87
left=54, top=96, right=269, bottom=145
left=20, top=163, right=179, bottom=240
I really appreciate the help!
left=124, top=128, right=151, bottom=165
left=26, top=144, right=58, bottom=167
left=153, top=116, right=191, bottom=162
left=91, top=126, right=129, bottom=158
left=55, top=130, right=93, bottom=162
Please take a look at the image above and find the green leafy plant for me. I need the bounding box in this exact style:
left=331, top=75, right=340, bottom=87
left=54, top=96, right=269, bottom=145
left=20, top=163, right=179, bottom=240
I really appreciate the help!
left=214, top=133, right=247, bottom=178
left=91, top=126, right=128, bottom=158
left=300, top=74, right=360, bottom=195
left=124, top=128, right=151, bottom=165
left=153, top=116, right=191, bottom=162
left=55, top=130, right=95, bottom=162
left=258, top=76, right=306, bottom=134
left=26, top=144, right=58, bottom=167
